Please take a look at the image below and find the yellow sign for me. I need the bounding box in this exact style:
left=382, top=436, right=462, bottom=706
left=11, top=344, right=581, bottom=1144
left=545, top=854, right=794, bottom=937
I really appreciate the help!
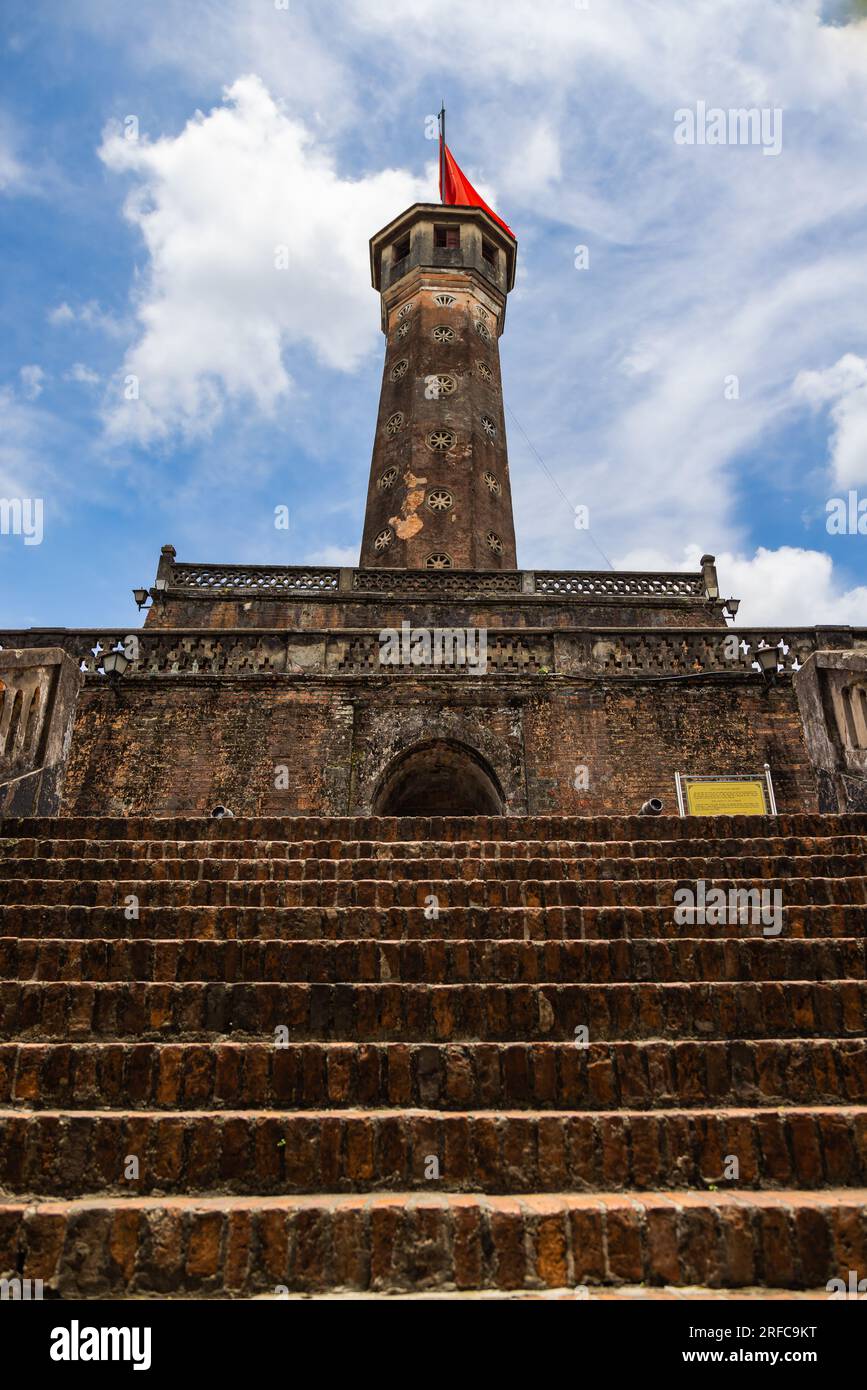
left=685, top=780, right=768, bottom=816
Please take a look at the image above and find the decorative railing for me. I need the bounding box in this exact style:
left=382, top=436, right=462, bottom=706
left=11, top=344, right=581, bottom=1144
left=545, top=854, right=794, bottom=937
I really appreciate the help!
left=328, top=632, right=550, bottom=674
left=352, top=569, right=525, bottom=595
left=159, top=562, right=710, bottom=600
left=570, top=630, right=823, bottom=678
left=534, top=571, right=704, bottom=597
left=168, top=564, right=340, bottom=593
left=1, top=627, right=863, bottom=680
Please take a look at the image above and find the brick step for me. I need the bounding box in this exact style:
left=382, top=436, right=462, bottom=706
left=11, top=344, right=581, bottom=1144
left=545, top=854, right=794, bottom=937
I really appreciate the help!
left=4, top=1038, right=866, bottom=1111
left=4, top=811, right=866, bottom=843
left=3, top=875, right=865, bottom=909
left=2, top=902, right=862, bottom=941
left=3, top=937, right=864, bottom=985
left=2, top=1106, right=865, bottom=1198
left=5, top=833, right=865, bottom=862
left=3, top=1188, right=865, bottom=1294
left=2, top=980, right=865, bottom=1042
left=4, top=852, right=864, bottom=884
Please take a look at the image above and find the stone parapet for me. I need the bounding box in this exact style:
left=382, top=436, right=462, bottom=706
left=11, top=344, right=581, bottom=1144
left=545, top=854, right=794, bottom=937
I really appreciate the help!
left=1, top=624, right=862, bottom=681
left=795, top=650, right=867, bottom=811
left=0, top=648, right=82, bottom=815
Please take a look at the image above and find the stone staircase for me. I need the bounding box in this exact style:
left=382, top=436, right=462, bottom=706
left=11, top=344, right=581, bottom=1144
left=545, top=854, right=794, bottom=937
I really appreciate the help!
left=0, top=811, right=865, bottom=1298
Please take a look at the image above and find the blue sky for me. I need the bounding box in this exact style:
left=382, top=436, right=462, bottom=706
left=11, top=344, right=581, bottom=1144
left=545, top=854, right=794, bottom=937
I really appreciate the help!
left=1, top=0, right=866, bottom=628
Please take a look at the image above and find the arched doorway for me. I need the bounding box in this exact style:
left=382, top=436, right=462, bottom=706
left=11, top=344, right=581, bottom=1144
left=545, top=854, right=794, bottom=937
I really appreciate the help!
left=373, top=739, right=505, bottom=816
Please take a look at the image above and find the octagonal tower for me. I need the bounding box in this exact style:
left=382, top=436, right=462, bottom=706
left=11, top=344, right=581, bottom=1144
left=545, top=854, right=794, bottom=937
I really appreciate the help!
left=359, top=203, right=518, bottom=571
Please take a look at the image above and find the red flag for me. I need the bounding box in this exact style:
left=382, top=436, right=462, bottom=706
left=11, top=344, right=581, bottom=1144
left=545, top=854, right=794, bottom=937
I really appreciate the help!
left=438, top=139, right=514, bottom=239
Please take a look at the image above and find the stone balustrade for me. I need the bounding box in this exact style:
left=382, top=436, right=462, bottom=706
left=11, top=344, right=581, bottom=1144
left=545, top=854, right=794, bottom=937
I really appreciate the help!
left=1, top=626, right=863, bottom=680
left=163, top=561, right=709, bottom=599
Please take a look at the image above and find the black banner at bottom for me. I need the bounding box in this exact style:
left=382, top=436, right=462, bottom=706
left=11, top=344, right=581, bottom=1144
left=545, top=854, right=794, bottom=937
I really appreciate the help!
left=2, top=1292, right=863, bottom=1378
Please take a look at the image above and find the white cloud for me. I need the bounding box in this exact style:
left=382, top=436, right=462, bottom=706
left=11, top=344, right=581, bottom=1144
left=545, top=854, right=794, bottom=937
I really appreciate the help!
left=98, top=75, right=429, bottom=445
left=47, top=300, right=124, bottom=336
left=620, top=541, right=867, bottom=625
left=55, top=0, right=354, bottom=129
left=65, top=363, right=101, bottom=385
left=0, top=389, right=60, bottom=501
left=496, top=120, right=561, bottom=202
left=0, top=141, right=24, bottom=192
left=19, top=365, right=46, bottom=401
left=794, top=353, right=867, bottom=488
left=305, top=543, right=357, bottom=566
left=0, top=111, right=59, bottom=200
left=714, top=546, right=867, bottom=626
left=0, top=118, right=29, bottom=194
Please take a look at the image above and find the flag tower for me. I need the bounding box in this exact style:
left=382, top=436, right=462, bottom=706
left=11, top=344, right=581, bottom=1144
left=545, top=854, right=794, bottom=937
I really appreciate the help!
left=358, top=121, right=518, bottom=571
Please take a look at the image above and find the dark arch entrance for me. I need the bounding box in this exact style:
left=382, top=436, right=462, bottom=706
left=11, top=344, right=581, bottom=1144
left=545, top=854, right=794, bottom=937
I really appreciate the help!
left=373, top=739, right=505, bottom=816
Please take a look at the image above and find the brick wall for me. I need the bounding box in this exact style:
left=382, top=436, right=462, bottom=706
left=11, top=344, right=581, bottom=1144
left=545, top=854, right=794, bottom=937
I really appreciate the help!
left=61, top=675, right=817, bottom=816
left=144, top=594, right=727, bottom=632
left=522, top=681, right=817, bottom=817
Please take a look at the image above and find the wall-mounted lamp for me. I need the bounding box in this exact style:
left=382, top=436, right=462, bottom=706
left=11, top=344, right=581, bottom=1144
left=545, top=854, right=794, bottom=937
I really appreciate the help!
left=132, top=588, right=151, bottom=611
left=755, top=645, right=780, bottom=686
left=100, top=649, right=131, bottom=680
left=724, top=598, right=740, bottom=621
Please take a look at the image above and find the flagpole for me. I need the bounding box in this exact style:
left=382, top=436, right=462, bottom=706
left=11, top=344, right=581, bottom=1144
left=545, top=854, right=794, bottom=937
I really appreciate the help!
left=439, top=101, right=445, bottom=203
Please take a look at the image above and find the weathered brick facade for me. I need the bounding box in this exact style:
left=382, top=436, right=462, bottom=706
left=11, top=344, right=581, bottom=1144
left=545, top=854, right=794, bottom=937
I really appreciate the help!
left=55, top=670, right=818, bottom=818
left=360, top=204, right=518, bottom=571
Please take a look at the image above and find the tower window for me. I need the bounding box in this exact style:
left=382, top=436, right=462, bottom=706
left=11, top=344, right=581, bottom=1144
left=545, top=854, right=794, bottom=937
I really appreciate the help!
left=374, top=527, right=394, bottom=552
left=393, top=234, right=410, bottom=262
left=426, top=488, right=454, bottom=512
left=427, top=373, right=457, bottom=397
left=435, top=225, right=460, bottom=249
left=426, top=428, right=457, bottom=453
left=481, top=238, right=497, bottom=267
